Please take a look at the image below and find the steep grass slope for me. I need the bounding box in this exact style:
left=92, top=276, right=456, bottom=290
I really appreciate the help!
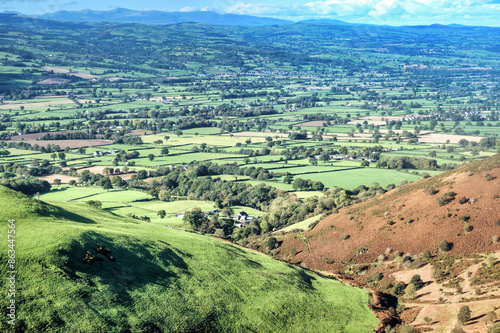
left=0, top=186, right=377, bottom=332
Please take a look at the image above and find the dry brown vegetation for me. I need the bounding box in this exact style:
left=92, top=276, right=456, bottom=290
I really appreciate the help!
left=273, top=154, right=500, bottom=332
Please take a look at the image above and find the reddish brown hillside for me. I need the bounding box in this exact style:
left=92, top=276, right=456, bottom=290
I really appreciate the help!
left=277, top=154, right=500, bottom=270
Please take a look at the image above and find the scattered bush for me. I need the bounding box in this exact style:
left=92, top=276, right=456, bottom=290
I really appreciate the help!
left=404, top=283, right=417, bottom=301
left=483, top=173, right=496, bottom=181
left=85, top=200, right=102, bottom=209
left=340, top=233, right=350, bottom=241
left=487, top=323, right=500, bottom=333
left=422, top=250, right=432, bottom=260
left=436, top=192, right=456, bottom=206
left=458, top=197, right=468, bottom=204
left=451, top=324, right=465, bottom=333
left=391, top=281, right=405, bottom=296
left=484, top=311, right=498, bottom=326
left=457, top=305, right=471, bottom=325
left=410, top=274, right=425, bottom=290
left=436, top=195, right=447, bottom=206
left=402, top=255, right=412, bottom=263
left=463, top=223, right=473, bottom=233
left=425, top=186, right=437, bottom=195
left=438, top=239, right=453, bottom=253
left=399, top=324, right=416, bottom=333
left=367, top=272, right=383, bottom=283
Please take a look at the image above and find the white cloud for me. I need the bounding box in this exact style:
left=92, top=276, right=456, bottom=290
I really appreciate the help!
left=223, top=0, right=500, bottom=26
left=179, top=6, right=197, bottom=12
left=225, top=2, right=288, bottom=15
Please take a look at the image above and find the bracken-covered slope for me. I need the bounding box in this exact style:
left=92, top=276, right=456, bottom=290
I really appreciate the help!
left=0, top=185, right=377, bottom=332
left=277, top=154, right=500, bottom=270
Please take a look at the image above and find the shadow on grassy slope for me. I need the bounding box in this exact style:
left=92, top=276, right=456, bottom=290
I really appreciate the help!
left=57, top=231, right=191, bottom=294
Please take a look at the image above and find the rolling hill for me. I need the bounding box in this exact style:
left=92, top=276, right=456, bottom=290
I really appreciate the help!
left=275, top=154, right=500, bottom=269
left=270, top=154, right=500, bottom=332
left=0, top=185, right=377, bottom=332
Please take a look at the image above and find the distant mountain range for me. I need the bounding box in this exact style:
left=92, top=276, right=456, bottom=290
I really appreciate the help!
left=33, top=8, right=294, bottom=26
left=1, top=9, right=489, bottom=28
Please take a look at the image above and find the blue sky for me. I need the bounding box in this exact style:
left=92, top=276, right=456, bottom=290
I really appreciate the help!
left=1, top=0, right=500, bottom=26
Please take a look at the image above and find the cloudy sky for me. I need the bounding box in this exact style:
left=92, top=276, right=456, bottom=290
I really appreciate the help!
left=2, top=0, right=500, bottom=26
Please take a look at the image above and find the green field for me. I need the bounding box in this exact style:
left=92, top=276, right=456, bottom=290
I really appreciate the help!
left=279, top=214, right=323, bottom=232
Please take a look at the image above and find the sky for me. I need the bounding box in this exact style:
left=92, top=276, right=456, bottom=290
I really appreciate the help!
left=1, top=0, right=500, bottom=26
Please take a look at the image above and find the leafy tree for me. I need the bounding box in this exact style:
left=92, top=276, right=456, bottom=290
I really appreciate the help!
left=283, top=174, right=293, bottom=184
left=102, top=180, right=113, bottom=191
left=309, top=157, right=318, bottom=166
left=267, top=237, right=277, bottom=251
left=157, top=210, right=166, bottom=219
left=312, top=181, right=325, bottom=191
left=147, top=189, right=159, bottom=199
left=161, top=147, right=169, bottom=156
left=319, top=153, right=330, bottom=162
left=183, top=207, right=208, bottom=231
left=136, top=170, right=148, bottom=180
left=148, top=154, right=155, bottom=161
left=292, top=178, right=306, bottom=190
left=221, top=207, right=234, bottom=217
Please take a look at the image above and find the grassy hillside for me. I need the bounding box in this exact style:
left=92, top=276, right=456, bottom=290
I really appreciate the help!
left=0, top=186, right=377, bottom=332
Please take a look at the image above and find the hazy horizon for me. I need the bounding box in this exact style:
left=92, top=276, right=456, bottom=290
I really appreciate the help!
left=1, top=0, right=500, bottom=27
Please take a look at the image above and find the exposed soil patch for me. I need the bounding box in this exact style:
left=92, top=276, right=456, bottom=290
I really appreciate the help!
left=74, top=165, right=136, bottom=180
left=42, top=66, right=100, bottom=79
left=37, top=78, right=71, bottom=85
left=418, top=133, right=483, bottom=144
left=41, top=66, right=121, bottom=81
left=0, top=98, right=75, bottom=110
left=222, top=131, right=288, bottom=138
left=36, top=174, right=78, bottom=184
